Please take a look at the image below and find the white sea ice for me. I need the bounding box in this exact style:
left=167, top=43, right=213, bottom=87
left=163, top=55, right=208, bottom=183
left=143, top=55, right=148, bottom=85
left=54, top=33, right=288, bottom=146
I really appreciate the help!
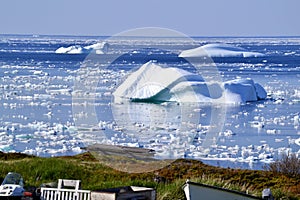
left=295, top=138, right=300, bottom=146
left=179, top=43, right=264, bottom=58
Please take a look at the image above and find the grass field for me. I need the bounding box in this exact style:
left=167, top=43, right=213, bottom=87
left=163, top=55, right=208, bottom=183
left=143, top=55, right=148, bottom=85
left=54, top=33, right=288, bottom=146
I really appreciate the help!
left=0, top=151, right=299, bottom=199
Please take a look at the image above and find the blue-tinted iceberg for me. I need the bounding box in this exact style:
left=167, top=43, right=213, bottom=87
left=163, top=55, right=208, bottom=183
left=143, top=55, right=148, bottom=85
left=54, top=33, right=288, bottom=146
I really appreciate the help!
left=113, top=61, right=267, bottom=104
left=55, top=42, right=109, bottom=54
left=179, top=43, right=264, bottom=58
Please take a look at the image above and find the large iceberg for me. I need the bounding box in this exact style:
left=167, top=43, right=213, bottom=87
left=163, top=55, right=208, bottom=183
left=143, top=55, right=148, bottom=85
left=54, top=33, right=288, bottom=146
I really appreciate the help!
left=179, top=43, right=264, bottom=58
left=113, top=61, right=267, bottom=104
left=55, top=42, right=109, bottom=54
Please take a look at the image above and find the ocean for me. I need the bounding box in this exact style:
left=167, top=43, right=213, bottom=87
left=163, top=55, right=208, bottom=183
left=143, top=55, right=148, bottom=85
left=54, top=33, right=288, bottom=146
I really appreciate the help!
left=0, top=34, right=299, bottom=170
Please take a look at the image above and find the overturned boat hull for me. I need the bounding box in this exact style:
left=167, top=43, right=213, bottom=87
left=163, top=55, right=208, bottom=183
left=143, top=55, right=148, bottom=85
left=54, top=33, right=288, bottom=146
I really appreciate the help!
left=183, top=181, right=260, bottom=200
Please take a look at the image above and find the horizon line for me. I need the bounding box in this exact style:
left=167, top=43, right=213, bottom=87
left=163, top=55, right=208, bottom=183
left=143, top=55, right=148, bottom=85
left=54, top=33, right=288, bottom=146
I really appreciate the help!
left=1, top=33, right=300, bottom=38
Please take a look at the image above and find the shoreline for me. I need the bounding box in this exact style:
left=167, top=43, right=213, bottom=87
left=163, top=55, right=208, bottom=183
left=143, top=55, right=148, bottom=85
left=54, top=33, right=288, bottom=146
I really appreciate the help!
left=0, top=142, right=277, bottom=171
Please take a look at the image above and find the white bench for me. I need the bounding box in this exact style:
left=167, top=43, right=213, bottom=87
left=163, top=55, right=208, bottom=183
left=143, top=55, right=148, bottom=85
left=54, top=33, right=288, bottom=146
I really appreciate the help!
left=40, top=179, right=91, bottom=200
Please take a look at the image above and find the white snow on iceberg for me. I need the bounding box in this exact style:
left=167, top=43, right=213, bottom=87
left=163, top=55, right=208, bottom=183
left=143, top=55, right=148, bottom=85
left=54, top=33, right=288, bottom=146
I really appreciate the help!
left=113, top=61, right=267, bottom=104
left=179, top=43, right=264, bottom=58
left=55, top=42, right=109, bottom=54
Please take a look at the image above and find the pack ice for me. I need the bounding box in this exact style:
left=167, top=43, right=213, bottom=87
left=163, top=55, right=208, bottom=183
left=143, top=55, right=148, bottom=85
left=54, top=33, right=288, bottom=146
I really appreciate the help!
left=113, top=62, right=267, bottom=103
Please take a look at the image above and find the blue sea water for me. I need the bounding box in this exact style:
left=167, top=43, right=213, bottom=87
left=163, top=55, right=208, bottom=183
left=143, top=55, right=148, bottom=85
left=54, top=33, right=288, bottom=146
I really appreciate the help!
left=0, top=34, right=299, bottom=170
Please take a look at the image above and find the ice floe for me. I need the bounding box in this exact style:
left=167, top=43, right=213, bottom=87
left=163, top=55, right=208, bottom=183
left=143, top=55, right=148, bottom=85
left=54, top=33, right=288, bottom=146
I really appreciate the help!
left=295, top=138, right=300, bottom=146
left=179, top=43, right=264, bottom=58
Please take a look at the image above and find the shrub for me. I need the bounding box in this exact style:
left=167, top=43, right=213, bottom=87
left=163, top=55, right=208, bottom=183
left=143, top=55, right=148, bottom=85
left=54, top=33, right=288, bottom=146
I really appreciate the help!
left=266, top=153, right=300, bottom=178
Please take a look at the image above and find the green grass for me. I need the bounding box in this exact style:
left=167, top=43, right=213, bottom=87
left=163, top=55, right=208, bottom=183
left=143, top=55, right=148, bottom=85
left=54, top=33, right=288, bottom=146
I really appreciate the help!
left=0, top=152, right=299, bottom=199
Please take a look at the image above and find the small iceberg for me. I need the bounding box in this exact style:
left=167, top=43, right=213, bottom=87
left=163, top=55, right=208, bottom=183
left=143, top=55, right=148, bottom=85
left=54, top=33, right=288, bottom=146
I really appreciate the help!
left=113, top=61, right=267, bottom=104
left=179, top=43, right=264, bottom=58
left=55, top=42, right=109, bottom=54
left=55, top=45, right=83, bottom=54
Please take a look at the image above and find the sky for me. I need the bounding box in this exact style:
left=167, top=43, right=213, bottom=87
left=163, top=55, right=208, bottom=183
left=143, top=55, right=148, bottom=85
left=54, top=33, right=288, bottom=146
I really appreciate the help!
left=1, top=0, right=300, bottom=37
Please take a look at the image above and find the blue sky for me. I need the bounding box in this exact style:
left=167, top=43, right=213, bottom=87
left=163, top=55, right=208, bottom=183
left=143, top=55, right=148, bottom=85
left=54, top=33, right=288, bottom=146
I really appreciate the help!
left=1, top=0, right=299, bottom=36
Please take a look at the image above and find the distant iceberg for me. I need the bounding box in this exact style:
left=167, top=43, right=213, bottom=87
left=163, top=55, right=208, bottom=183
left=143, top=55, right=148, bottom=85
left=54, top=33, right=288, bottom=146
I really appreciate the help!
left=55, top=42, right=109, bottom=54
left=113, top=61, right=267, bottom=104
left=179, top=43, right=264, bottom=58
left=55, top=45, right=83, bottom=54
